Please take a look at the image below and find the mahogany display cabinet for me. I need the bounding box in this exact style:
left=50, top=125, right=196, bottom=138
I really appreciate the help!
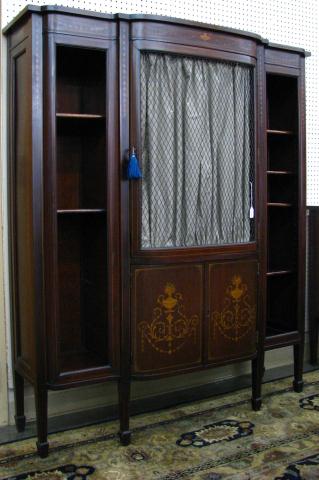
left=4, top=5, right=309, bottom=457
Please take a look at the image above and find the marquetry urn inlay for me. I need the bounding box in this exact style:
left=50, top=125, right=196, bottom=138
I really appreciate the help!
left=212, top=275, right=255, bottom=342
left=138, top=283, right=199, bottom=355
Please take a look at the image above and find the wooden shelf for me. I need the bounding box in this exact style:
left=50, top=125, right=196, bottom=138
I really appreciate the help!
left=56, top=113, right=105, bottom=119
left=267, top=129, right=294, bottom=136
left=57, top=209, right=106, bottom=214
left=60, top=351, right=108, bottom=374
left=267, top=270, right=294, bottom=277
left=267, top=170, right=294, bottom=175
left=265, top=330, right=300, bottom=349
left=267, top=202, right=293, bottom=208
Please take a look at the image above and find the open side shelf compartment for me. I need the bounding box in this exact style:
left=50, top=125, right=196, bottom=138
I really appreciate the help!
left=267, top=134, right=298, bottom=172
left=56, top=46, right=106, bottom=116
left=267, top=173, right=297, bottom=204
left=55, top=45, right=109, bottom=374
left=57, top=119, right=106, bottom=210
left=266, top=73, right=299, bottom=341
left=266, top=273, right=298, bottom=337
left=266, top=75, right=298, bottom=132
left=267, top=207, right=298, bottom=271
left=58, top=214, right=109, bottom=373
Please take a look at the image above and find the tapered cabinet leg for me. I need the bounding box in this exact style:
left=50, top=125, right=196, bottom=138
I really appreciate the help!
left=251, top=356, right=263, bottom=411
left=14, top=370, right=26, bottom=432
left=293, top=343, right=304, bottom=393
left=118, top=379, right=131, bottom=446
left=34, top=386, right=49, bottom=457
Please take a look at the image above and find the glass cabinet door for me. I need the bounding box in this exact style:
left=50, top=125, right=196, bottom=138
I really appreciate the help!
left=44, top=34, right=120, bottom=383
left=138, top=52, right=255, bottom=250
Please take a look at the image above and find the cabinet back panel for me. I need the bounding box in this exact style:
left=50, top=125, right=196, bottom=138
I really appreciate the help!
left=268, top=208, right=298, bottom=271
left=268, top=175, right=297, bottom=204
left=57, top=119, right=106, bottom=209
left=267, top=75, right=298, bottom=132
left=57, top=214, right=109, bottom=373
left=267, top=135, right=298, bottom=172
left=266, top=274, right=298, bottom=335
left=56, top=46, right=106, bottom=115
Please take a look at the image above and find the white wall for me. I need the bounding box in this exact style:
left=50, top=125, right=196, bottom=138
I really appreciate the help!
left=0, top=0, right=317, bottom=426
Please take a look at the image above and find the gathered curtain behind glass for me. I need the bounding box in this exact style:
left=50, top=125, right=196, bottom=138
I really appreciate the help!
left=140, top=52, right=254, bottom=249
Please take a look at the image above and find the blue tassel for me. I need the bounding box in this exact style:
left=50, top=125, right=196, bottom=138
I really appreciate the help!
left=127, top=148, right=142, bottom=179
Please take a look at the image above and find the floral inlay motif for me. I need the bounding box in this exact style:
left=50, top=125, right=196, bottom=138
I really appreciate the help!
left=212, top=275, right=255, bottom=342
left=139, top=283, right=199, bottom=355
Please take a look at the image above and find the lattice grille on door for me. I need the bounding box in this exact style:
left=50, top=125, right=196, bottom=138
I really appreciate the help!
left=139, top=52, right=255, bottom=249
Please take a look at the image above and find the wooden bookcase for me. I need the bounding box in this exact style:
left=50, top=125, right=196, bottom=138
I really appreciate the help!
left=4, top=6, right=309, bottom=457
left=266, top=75, right=299, bottom=335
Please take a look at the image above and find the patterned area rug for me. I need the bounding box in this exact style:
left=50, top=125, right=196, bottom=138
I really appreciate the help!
left=1, top=371, right=319, bottom=479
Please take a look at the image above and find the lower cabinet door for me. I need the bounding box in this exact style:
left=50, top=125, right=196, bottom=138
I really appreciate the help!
left=208, top=260, right=257, bottom=363
left=132, top=265, right=203, bottom=374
